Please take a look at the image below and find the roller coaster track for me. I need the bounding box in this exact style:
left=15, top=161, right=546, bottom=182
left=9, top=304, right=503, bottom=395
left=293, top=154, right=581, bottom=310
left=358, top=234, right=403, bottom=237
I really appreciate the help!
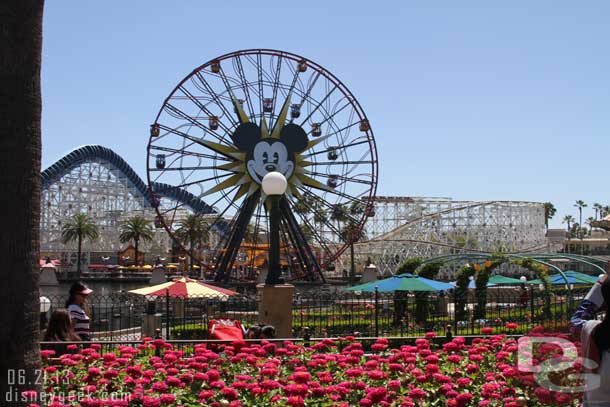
left=41, top=145, right=222, bottom=225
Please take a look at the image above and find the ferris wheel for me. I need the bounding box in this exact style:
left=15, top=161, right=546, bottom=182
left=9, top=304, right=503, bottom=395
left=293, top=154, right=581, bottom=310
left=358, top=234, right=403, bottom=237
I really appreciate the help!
left=147, top=49, right=378, bottom=282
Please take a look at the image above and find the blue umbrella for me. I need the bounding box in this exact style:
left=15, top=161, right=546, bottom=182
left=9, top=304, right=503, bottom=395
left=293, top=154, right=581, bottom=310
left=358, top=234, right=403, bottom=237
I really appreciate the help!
left=346, top=273, right=454, bottom=292
left=527, top=272, right=595, bottom=285
left=449, top=280, right=497, bottom=289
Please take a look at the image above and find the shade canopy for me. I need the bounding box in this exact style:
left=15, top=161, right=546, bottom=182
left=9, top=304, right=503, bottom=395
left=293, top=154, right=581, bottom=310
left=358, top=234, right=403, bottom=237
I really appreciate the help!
left=129, top=277, right=238, bottom=298
left=526, top=271, right=598, bottom=285
left=346, top=273, right=454, bottom=292
left=487, top=275, right=525, bottom=285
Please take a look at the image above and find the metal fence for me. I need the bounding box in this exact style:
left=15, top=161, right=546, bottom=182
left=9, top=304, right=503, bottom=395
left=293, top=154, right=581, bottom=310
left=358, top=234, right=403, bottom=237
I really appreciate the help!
left=41, top=286, right=590, bottom=341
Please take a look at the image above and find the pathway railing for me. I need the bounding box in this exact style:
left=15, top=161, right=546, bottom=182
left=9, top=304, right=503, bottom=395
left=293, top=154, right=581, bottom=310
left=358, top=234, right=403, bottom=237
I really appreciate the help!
left=40, top=286, right=590, bottom=341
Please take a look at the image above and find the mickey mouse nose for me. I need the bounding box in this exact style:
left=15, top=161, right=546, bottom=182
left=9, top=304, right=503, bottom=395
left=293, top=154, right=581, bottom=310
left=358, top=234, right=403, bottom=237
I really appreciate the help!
left=265, top=164, right=276, bottom=172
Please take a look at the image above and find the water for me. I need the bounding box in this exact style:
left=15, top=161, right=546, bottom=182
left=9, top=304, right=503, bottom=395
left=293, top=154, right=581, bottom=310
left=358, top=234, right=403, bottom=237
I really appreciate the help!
left=40, top=281, right=147, bottom=297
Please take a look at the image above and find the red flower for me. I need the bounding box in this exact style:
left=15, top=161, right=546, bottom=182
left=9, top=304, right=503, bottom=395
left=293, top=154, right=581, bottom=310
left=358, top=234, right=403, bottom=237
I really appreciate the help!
left=286, top=396, right=305, bottom=406
left=409, top=388, right=426, bottom=399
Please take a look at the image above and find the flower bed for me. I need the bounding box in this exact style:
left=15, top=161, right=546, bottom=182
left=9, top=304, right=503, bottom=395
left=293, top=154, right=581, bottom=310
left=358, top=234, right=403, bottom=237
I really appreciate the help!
left=30, top=328, right=582, bottom=406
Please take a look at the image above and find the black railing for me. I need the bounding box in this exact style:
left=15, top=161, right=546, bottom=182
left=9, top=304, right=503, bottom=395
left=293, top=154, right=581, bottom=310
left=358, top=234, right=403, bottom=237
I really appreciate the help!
left=40, top=286, right=589, bottom=341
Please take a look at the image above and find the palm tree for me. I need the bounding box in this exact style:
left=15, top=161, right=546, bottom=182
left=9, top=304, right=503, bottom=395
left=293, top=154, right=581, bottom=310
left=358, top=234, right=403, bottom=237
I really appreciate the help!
left=61, top=213, right=99, bottom=278
left=543, top=202, right=556, bottom=233
left=174, top=214, right=211, bottom=274
left=562, top=215, right=575, bottom=232
left=593, top=203, right=603, bottom=220
left=602, top=205, right=610, bottom=219
left=119, top=216, right=154, bottom=265
left=574, top=200, right=588, bottom=238
left=0, top=0, right=45, bottom=399
left=586, top=217, right=596, bottom=235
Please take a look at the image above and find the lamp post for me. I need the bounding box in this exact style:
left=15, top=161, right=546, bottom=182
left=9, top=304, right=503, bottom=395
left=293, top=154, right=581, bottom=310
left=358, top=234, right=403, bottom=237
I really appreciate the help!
left=261, top=172, right=288, bottom=285
left=40, top=296, right=51, bottom=329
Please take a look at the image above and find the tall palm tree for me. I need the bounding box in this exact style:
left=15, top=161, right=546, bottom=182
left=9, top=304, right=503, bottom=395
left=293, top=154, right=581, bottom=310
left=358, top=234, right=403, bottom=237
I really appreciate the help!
left=586, top=217, right=596, bottom=235
left=602, top=205, right=610, bottom=219
left=175, top=214, right=210, bottom=274
left=543, top=202, right=556, bottom=233
left=574, top=200, right=588, bottom=238
left=593, top=203, right=603, bottom=220
left=61, top=213, right=99, bottom=278
left=0, top=0, right=45, bottom=400
left=562, top=215, right=575, bottom=232
left=119, top=216, right=154, bottom=265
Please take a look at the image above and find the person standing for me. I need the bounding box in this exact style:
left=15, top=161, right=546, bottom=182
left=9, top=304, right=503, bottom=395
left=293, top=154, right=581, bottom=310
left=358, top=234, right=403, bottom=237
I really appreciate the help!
left=43, top=309, right=81, bottom=356
left=65, top=281, right=93, bottom=341
left=571, top=274, right=610, bottom=406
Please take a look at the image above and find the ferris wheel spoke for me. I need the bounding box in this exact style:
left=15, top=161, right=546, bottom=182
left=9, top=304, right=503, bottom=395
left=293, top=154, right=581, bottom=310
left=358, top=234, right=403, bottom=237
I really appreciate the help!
left=279, top=200, right=324, bottom=281
left=306, top=160, right=375, bottom=167
left=169, top=172, right=235, bottom=190
left=161, top=104, right=233, bottom=146
left=297, top=71, right=321, bottom=110
left=299, top=85, right=339, bottom=127
left=149, top=165, right=228, bottom=172
left=192, top=72, right=239, bottom=128
left=294, top=188, right=349, bottom=235
left=285, top=197, right=334, bottom=258
left=304, top=170, right=372, bottom=186
left=234, top=55, right=256, bottom=119
left=214, top=192, right=260, bottom=281
left=149, top=145, right=231, bottom=162
left=303, top=139, right=371, bottom=159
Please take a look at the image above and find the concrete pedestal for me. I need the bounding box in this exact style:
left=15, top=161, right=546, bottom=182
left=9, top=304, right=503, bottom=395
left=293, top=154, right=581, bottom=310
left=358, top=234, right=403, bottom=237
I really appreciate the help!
left=256, top=284, right=295, bottom=338
left=40, top=268, right=59, bottom=286
left=142, top=313, right=162, bottom=338
left=150, top=267, right=166, bottom=285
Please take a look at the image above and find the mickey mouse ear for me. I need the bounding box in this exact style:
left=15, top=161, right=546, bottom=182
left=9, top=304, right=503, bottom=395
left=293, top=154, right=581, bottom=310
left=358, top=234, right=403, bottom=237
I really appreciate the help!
left=280, top=123, right=308, bottom=153
left=232, top=123, right=262, bottom=151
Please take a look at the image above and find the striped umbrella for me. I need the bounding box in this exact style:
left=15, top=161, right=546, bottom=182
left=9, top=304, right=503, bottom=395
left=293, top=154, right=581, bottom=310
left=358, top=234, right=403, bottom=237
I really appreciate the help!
left=129, top=277, right=238, bottom=298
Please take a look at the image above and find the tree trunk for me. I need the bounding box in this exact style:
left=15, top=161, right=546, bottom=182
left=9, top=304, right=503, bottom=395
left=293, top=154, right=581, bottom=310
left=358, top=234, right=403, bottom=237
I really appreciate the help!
left=77, top=233, right=82, bottom=279
left=0, top=1, right=45, bottom=404
left=134, top=237, right=139, bottom=265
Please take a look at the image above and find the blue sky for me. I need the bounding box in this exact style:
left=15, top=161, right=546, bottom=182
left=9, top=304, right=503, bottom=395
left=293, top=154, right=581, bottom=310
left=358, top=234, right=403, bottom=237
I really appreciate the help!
left=41, top=1, right=610, bottom=228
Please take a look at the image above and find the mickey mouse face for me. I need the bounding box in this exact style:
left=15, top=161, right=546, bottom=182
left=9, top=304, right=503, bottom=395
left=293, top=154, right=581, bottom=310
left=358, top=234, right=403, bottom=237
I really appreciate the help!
left=247, top=140, right=294, bottom=183
left=231, top=121, right=309, bottom=185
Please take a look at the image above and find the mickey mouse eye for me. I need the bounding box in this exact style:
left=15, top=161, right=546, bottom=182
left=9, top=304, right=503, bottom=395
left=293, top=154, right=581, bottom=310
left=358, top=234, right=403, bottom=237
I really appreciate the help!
left=262, top=152, right=268, bottom=162
left=272, top=152, right=279, bottom=163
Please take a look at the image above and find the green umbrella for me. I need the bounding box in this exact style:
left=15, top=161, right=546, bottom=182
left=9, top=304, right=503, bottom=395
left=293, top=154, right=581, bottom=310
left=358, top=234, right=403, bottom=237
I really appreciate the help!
left=346, top=273, right=454, bottom=292
left=488, top=275, right=524, bottom=285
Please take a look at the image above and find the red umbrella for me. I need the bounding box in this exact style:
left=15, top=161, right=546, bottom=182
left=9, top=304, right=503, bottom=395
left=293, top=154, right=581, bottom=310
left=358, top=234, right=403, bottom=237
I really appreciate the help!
left=129, top=277, right=238, bottom=298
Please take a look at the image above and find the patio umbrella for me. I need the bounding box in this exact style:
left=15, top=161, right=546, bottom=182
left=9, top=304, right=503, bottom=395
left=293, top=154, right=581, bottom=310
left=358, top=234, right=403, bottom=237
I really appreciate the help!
left=346, top=273, right=454, bottom=292
left=527, top=271, right=597, bottom=285
left=40, top=262, right=57, bottom=270
left=129, top=277, right=238, bottom=298
left=487, top=275, right=524, bottom=285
